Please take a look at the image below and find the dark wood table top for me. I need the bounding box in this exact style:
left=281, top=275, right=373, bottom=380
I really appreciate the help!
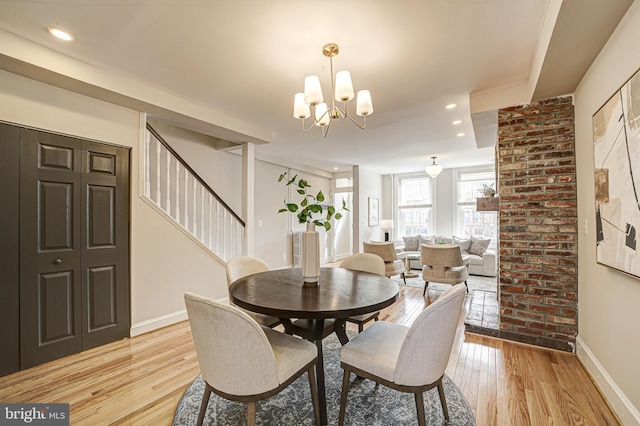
left=229, top=267, right=399, bottom=320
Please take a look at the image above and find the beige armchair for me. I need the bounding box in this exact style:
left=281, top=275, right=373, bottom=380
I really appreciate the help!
left=338, top=284, right=466, bottom=425
left=339, top=253, right=386, bottom=332
left=184, top=292, right=320, bottom=426
left=363, top=241, right=406, bottom=284
left=420, top=244, right=469, bottom=296
left=225, top=256, right=280, bottom=328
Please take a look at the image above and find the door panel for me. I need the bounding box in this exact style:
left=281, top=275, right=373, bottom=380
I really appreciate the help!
left=39, top=271, right=76, bottom=344
left=20, top=129, right=83, bottom=369
left=81, top=141, right=130, bottom=350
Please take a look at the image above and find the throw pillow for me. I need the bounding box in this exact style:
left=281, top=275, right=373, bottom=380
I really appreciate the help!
left=452, top=236, right=472, bottom=254
left=402, top=235, right=419, bottom=251
left=469, top=236, right=491, bottom=256
left=419, top=234, right=435, bottom=246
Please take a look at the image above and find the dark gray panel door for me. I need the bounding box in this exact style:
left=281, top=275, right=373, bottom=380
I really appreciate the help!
left=81, top=141, right=130, bottom=349
left=19, top=130, right=130, bottom=369
left=0, top=122, right=21, bottom=376
left=20, top=129, right=83, bottom=369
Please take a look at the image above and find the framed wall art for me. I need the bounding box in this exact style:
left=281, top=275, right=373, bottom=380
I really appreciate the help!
left=592, top=67, right=640, bottom=279
left=368, top=197, right=379, bottom=227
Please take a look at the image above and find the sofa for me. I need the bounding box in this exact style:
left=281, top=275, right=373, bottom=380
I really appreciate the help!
left=394, top=234, right=497, bottom=277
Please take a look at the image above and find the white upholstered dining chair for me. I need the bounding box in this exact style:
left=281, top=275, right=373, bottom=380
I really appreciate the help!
left=184, top=292, right=320, bottom=426
left=338, top=284, right=466, bottom=426
left=339, top=253, right=386, bottom=332
left=225, top=256, right=280, bottom=328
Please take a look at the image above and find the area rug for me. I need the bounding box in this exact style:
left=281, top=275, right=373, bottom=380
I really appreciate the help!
left=173, top=333, right=475, bottom=425
left=393, top=273, right=497, bottom=294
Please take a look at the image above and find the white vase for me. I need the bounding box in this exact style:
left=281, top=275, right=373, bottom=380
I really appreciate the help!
left=302, top=222, right=320, bottom=284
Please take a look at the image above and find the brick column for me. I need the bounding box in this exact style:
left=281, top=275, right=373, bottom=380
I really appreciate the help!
left=497, top=96, right=577, bottom=352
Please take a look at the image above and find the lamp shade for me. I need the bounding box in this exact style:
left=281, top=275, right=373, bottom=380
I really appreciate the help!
left=380, top=219, right=394, bottom=230
left=293, top=93, right=311, bottom=119
left=356, top=90, right=373, bottom=116
left=335, top=70, right=354, bottom=101
left=304, top=75, right=323, bottom=105
left=425, top=163, right=443, bottom=178
left=315, top=103, right=330, bottom=126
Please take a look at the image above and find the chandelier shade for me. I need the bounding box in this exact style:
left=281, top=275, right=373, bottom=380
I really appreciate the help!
left=425, top=156, right=443, bottom=178
left=293, top=43, right=373, bottom=137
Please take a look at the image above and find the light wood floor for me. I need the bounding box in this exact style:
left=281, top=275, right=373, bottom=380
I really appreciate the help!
left=0, top=285, right=620, bottom=425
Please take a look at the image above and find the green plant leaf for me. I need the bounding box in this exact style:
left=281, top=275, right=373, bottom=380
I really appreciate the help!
left=323, top=221, right=331, bottom=231
left=310, top=205, right=322, bottom=214
left=328, top=205, right=335, bottom=215
left=335, top=212, right=342, bottom=220
left=297, top=189, right=305, bottom=195
left=301, top=198, right=308, bottom=207
left=277, top=208, right=287, bottom=213
left=286, top=203, right=298, bottom=212
left=317, top=191, right=325, bottom=202
left=278, top=173, right=285, bottom=182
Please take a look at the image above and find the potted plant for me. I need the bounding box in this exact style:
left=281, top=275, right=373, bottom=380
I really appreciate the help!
left=277, top=172, right=348, bottom=283
left=481, top=183, right=496, bottom=197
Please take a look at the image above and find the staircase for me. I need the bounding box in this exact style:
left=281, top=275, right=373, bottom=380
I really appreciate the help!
left=144, top=124, right=245, bottom=262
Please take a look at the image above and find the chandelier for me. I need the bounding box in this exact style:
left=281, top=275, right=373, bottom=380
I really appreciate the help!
left=293, top=43, right=373, bottom=137
left=425, top=157, right=443, bottom=178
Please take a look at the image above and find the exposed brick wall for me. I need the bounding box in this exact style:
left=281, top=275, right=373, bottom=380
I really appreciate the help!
left=497, top=96, right=578, bottom=352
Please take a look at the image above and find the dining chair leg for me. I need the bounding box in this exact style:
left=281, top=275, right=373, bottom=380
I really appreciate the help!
left=307, top=366, right=321, bottom=426
left=338, top=368, right=351, bottom=426
left=402, top=272, right=407, bottom=284
left=247, top=401, right=257, bottom=426
left=358, top=323, right=364, bottom=333
left=196, top=383, right=212, bottom=426
left=437, top=380, right=450, bottom=421
left=423, top=281, right=429, bottom=297
left=464, top=280, right=469, bottom=293
left=414, top=391, right=427, bottom=426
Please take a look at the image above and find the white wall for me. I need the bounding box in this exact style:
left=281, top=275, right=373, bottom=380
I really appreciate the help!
left=574, top=2, right=640, bottom=423
left=434, top=169, right=456, bottom=235
left=0, top=70, right=226, bottom=335
left=354, top=165, right=384, bottom=250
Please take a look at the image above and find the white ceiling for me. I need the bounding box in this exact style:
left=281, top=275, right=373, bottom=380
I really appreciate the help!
left=0, top=0, right=633, bottom=175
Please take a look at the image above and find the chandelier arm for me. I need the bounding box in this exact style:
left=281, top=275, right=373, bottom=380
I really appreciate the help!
left=321, top=120, right=331, bottom=138
left=300, top=118, right=317, bottom=133
left=342, top=111, right=367, bottom=129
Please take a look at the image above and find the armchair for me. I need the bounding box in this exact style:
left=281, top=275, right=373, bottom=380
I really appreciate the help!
left=363, top=241, right=406, bottom=284
left=420, top=244, right=469, bottom=295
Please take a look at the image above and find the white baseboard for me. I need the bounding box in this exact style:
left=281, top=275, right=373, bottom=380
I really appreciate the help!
left=130, top=309, right=188, bottom=337
left=576, top=335, right=640, bottom=425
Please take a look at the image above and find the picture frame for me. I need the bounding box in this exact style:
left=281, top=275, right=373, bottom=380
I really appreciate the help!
left=368, top=197, right=379, bottom=227
left=592, top=66, right=640, bottom=280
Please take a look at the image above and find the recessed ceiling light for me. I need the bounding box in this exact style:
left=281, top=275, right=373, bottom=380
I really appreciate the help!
left=457, top=132, right=465, bottom=137
left=452, top=120, right=462, bottom=125
left=333, top=166, right=339, bottom=170
left=446, top=103, right=457, bottom=109
left=48, top=27, right=74, bottom=41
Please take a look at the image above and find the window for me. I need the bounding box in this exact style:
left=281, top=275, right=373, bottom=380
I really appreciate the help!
left=397, top=176, right=433, bottom=236
left=456, top=170, right=497, bottom=241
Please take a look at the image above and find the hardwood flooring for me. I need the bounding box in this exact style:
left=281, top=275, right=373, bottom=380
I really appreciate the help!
left=0, top=285, right=620, bottom=425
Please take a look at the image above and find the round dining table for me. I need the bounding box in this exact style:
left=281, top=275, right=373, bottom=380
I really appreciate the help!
left=229, top=267, right=399, bottom=425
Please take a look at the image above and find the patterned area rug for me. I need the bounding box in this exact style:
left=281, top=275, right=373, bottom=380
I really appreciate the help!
left=173, top=333, right=476, bottom=425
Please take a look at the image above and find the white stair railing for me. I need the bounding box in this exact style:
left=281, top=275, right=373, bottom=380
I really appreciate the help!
left=144, top=124, right=245, bottom=262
